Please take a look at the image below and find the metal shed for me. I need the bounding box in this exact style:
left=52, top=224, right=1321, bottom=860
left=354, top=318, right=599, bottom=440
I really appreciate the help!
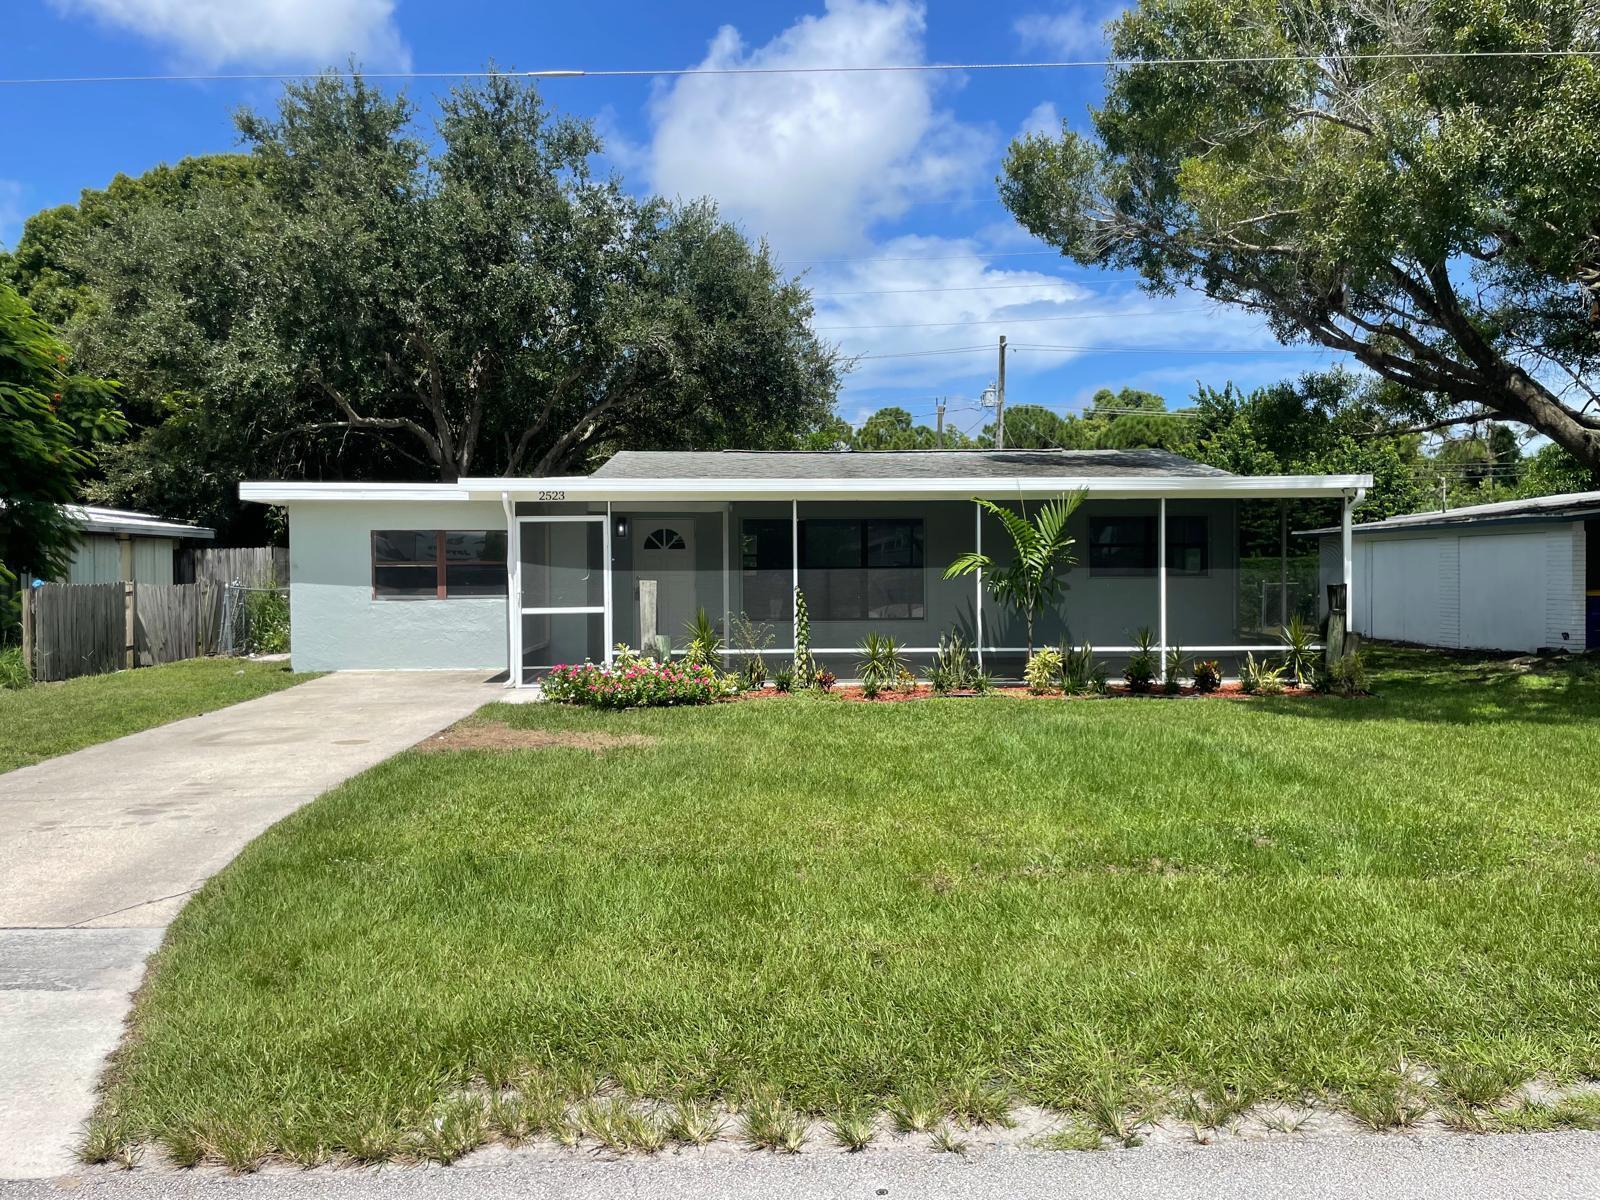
left=1305, top=491, right=1600, bottom=653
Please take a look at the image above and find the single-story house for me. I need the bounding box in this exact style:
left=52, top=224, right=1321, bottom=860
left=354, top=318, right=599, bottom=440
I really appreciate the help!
left=241, top=449, right=1372, bottom=684
left=26, top=505, right=215, bottom=587
left=1306, top=490, right=1598, bottom=654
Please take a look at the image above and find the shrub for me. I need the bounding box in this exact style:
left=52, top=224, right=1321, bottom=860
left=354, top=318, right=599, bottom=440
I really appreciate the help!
left=1279, top=615, right=1318, bottom=687
left=1192, top=659, right=1221, bottom=693
left=928, top=632, right=981, bottom=693
left=814, top=668, right=837, bottom=692
left=1163, top=645, right=1186, bottom=694
left=772, top=666, right=794, bottom=693
left=1322, top=649, right=1370, bottom=697
left=1239, top=651, right=1286, bottom=696
left=1123, top=627, right=1158, bottom=693
left=682, top=607, right=723, bottom=669
left=1062, top=642, right=1106, bottom=695
left=243, top=589, right=290, bottom=655
left=1024, top=646, right=1063, bottom=694
left=856, top=633, right=906, bottom=691
left=542, top=660, right=734, bottom=709
left=0, top=644, right=31, bottom=690
left=741, top=657, right=768, bottom=690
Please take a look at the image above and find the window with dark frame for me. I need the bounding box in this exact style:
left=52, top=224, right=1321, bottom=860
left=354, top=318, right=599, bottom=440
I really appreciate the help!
left=800, top=517, right=925, bottom=620
left=1088, top=515, right=1208, bottom=576
left=372, top=530, right=507, bottom=599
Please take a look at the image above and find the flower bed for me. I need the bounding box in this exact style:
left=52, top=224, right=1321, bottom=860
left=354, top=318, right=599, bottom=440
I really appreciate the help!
left=541, top=661, right=734, bottom=709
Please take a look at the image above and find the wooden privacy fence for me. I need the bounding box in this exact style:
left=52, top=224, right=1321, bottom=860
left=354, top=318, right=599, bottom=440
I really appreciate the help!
left=177, top=546, right=286, bottom=588
left=23, top=580, right=224, bottom=682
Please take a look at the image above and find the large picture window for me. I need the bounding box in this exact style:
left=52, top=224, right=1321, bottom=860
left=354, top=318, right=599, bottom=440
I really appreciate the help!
left=802, top=518, right=924, bottom=620
left=1088, top=515, right=1208, bottom=576
left=373, top=530, right=507, bottom=599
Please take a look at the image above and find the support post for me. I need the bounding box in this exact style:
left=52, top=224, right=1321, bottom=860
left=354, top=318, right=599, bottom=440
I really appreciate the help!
left=501, top=492, right=519, bottom=686
left=974, top=501, right=984, bottom=673
left=603, top=501, right=614, bottom=666
left=1279, top=500, right=1289, bottom=628
left=994, top=336, right=1007, bottom=450
left=1157, top=498, right=1168, bottom=668
left=1341, top=491, right=1355, bottom=636
left=20, top=584, right=34, bottom=683
left=722, top=506, right=731, bottom=651
left=791, top=499, right=799, bottom=652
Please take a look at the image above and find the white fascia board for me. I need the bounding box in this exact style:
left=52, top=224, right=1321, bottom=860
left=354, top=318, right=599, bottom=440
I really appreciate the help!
left=457, top=474, right=1373, bottom=502
left=239, top=482, right=475, bottom=504
left=242, top=473, right=1374, bottom=506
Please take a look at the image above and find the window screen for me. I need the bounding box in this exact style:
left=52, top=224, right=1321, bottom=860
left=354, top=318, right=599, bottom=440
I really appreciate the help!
left=373, top=530, right=507, bottom=599
left=1088, top=515, right=1208, bottom=576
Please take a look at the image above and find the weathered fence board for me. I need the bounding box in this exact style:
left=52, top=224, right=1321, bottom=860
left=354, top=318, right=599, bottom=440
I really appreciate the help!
left=177, top=546, right=286, bottom=588
left=30, top=583, right=124, bottom=682
left=134, top=581, right=223, bottom=667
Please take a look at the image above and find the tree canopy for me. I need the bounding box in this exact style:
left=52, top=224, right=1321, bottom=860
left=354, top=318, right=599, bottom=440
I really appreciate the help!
left=0, top=282, right=124, bottom=583
left=1001, top=0, right=1600, bottom=469
left=10, top=74, right=842, bottom=538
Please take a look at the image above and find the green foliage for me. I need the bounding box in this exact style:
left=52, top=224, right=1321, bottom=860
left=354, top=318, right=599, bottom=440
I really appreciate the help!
left=1239, top=652, right=1286, bottom=697
left=728, top=612, right=774, bottom=688
left=39, top=75, right=840, bottom=537
left=0, top=282, right=125, bottom=583
left=243, top=589, right=290, bottom=655
left=1163, top=646, right=1186, bottom=694
left=682, top=607, right=723, bottom=670
left=541, top=661, right=734, bottom=709
left=928, top=632, right=983, bottom=694
left=772, top=667, right=795, bottom=693
left=945, top=491, right=1087, bottom=653
left=1191, top=659, right=1221, bottom=694
left=0, top=644, right=31, bottom=690
left=1278, top=616, right=1317, bottom=687
left=814, top=668, right=837, bottom=692
left=1001, top=0, right=1600, bottom=470
left=792, top=589, right=816, bottom=686
left=1062, top=642, right=1107, bottom=695
left=1024, top=646, right=1064, bottom=694
left=850, top=406, right=977, bottom=451
left=1122, top=627, right=1158, bottom=693
left=1322, top=650, right=1371, bottom=698
left=855, top=633, right=906, bottom=691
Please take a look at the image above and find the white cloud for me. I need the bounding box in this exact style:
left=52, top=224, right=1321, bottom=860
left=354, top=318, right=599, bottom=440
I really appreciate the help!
left=1013, top=5, right=1125, bottom=57
left=1016, top=100, right=1062, bottom=140
left=0, top=181, right=24, bottom=251
left=49, top=0, right=409, bottom=69
left=645, top=0, right=994, bottom=257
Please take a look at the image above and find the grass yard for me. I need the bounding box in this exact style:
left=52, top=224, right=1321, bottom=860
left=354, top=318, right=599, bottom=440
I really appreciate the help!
left=0, top=658, right=312, bottom=773
left=94, top=649, right=1600, bottom=1163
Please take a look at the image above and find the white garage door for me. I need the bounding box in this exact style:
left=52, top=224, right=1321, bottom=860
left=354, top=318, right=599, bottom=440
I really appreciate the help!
left=1367, top=539, right=1442, bottom=645
left=1458, top=534, right=1546, bottom=651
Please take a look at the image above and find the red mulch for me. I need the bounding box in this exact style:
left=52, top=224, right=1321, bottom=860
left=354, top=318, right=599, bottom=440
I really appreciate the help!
left=732, top=681, right=1317, bottom=703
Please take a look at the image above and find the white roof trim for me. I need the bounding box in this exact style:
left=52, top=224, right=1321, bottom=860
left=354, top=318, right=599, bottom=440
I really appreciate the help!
left=63, top=504, right=216, bottom=540
left=242, top=474, right=1371, bottom=505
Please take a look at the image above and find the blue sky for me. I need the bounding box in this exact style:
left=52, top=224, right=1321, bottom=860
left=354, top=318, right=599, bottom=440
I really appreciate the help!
left=2, top=0, right=1341, bottom=433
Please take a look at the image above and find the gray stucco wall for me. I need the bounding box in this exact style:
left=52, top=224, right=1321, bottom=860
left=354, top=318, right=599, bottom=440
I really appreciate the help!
left=287, top=500, right=508, bottom=672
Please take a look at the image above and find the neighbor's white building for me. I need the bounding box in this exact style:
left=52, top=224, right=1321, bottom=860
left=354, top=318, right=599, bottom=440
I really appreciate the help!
left=1310, top=491, right=1599, bottom=654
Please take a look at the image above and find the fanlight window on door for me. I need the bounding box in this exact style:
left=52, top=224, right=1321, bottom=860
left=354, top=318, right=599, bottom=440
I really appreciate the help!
left=643, top=528, right=687, bottom=551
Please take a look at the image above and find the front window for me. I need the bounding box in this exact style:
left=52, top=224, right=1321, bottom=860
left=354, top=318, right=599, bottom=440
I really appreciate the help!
left=801, top=518, right=925, bottom=620
left=373, top=530, right=507, bottom=599
left=1088, top=515, right=1208, bottom=576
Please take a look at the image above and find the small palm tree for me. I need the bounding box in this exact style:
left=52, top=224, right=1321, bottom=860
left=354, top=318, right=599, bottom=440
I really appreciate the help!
left=944, top=490, right=1087, bottom=655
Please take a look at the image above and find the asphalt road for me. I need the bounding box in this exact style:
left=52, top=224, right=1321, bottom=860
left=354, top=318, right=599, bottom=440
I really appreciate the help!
left=5, top=1134, right=1600, bottom=1200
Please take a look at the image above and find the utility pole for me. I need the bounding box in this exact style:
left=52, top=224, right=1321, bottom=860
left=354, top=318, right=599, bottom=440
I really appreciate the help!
left=935, top=399, right=946, bottom=449
left=1440, top=475, right=1448, bottom=512
left=995, top=335, right=1007, bottom=450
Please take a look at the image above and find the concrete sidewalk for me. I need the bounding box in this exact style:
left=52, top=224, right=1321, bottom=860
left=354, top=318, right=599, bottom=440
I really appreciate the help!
left=3, top=1133, right=1599, bottom=1200
left=0, top=671, right=498, bottom=1180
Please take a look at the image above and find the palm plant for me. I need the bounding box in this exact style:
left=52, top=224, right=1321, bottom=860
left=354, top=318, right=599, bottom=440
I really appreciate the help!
left=943, top=490, right=1087, bottom=655
left=1279, top=614, right=1317, bottom=687
left=682, top=607, right=723, bottom=669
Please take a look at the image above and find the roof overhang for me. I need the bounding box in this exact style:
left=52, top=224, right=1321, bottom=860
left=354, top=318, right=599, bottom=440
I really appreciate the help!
left=241, top=474, right=1372, bottom=506
left=64, top=507, right=216, bottom=540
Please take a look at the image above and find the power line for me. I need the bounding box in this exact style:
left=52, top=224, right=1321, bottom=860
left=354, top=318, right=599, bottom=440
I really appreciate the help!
left=5, top=49, right=1596, bottom=87
left=853, top=345, right=994, bottom=361
left=815, top=305, right=1215, bottom=331
left=1010, top=342, right=1337, bottom=355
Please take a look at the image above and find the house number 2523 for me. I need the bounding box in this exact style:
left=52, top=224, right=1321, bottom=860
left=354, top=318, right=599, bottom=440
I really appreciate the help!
left=537, top=490, right=566, bottom=501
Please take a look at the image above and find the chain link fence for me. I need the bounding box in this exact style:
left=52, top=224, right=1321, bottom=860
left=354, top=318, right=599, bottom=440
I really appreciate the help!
left=219, top=583, right=290, bottom=656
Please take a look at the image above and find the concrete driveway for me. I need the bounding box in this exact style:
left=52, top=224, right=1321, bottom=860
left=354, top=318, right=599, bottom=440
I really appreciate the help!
left=0, top=671, right=498, bottom=1180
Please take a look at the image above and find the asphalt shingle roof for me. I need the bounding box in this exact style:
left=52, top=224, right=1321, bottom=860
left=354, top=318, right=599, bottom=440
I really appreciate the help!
left=592, top=449, right=1232, bottom=481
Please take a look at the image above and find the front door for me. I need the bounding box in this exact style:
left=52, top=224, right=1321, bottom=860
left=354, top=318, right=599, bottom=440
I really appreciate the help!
left=635, top=522, right=697, bottom=651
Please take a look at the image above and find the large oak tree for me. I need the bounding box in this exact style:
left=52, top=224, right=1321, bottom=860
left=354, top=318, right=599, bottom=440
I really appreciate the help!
left=1001, top=0, right=1600, bottom=468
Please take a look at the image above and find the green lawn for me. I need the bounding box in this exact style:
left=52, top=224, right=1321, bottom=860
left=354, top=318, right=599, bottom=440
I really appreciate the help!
left=93, top=649, right=1600, bottom=1163
left=0, top=658, right=312, bottom=773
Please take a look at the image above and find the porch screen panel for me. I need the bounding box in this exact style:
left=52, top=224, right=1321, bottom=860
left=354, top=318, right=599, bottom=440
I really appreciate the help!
left=798, top=518, right=924, bottom=621
left=521, top=612, right=605, bottom=672
left=521, top=521, right=603, bottom=610
left=741, top=519, right=793, bottom=622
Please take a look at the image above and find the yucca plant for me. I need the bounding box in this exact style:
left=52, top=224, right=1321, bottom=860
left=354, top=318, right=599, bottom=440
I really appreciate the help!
left=1061, top=641, right=1106, bottom=694
left=682, top=607, right=723, bottom=669
left=1279, top=614, right=1318, bottom=687
left=856, top=632, right=906, bottom=691
left=1163, top=645, right=1187, bottom=694
left=944, top=490, right=1087, bottom=655
left=1240, top=651, right=1286, bottom=696
left=1123, top=627, right=1158, bottom=693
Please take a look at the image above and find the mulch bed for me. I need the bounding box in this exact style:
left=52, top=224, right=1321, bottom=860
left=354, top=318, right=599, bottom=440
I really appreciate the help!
left=733, top=681, right=1317, bottom=703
